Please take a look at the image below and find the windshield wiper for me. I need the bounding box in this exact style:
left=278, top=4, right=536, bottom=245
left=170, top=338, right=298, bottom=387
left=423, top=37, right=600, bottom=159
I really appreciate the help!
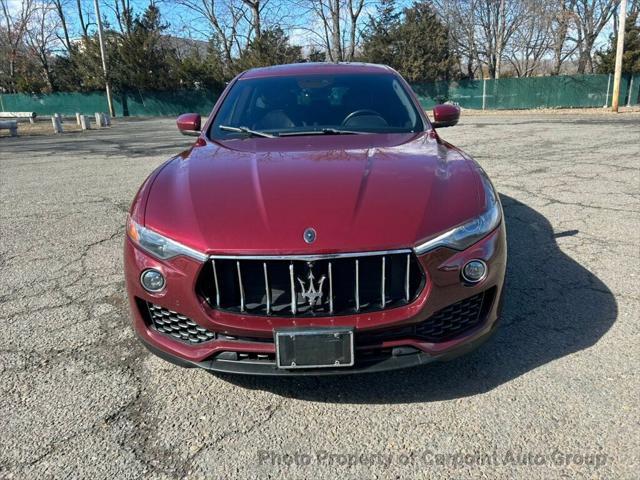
left=219, top=125, right=275, bottom=138
left=279, top=128, right=368, bottom=137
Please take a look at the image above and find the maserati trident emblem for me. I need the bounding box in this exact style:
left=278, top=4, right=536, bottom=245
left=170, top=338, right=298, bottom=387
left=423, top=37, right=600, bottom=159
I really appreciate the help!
left=297, top=264, right=325, bottom=307
left=303, top=227, right=317, bottom=244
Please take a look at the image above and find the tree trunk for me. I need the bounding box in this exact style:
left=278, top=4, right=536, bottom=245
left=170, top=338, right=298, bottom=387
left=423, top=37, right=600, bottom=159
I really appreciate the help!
left=348, top=15, right=356, bottom=60
left=8, top=56, right=16, bottom=92
left=347, top=0, right=364, bottom=61
left=331, top=0, right=342, bottom=61
left=77, top=0, right=89, bottom=40
left=577, top=44, right=594, bottom=74
left=53, top=0, right=71, bottom=51
left=243, top=0, right=261, bottom=40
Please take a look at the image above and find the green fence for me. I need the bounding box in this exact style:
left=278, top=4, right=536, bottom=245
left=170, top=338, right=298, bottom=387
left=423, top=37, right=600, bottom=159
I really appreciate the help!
left=414, top=74, right=639, bottom=110
left=0, top=74, right=638, bottom=116
left=0, top=89, right=219, bottom=117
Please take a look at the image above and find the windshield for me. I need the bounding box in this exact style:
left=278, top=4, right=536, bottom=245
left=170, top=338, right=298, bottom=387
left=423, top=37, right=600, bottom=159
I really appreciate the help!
left=210, top=73, right=424, bottom=139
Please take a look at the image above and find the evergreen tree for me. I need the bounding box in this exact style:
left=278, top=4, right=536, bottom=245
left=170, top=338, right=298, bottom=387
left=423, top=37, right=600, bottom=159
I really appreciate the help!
left=360, top=1, right=458, bottom=82
left=113, top=4, right=180, bottom=91
left=360, top=0, right=401, bottom=67
left=596, top=13, right=640, bottom=74
left=236, top=27, right=303, bottom=72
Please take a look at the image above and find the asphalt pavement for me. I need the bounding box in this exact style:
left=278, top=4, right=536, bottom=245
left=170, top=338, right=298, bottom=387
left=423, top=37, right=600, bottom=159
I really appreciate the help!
left=1, top=113, right=638, bottom=479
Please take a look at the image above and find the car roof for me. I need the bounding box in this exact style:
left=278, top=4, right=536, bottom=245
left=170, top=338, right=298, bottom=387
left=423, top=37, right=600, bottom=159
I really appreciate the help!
left=240, top=62, right=394, bottom=79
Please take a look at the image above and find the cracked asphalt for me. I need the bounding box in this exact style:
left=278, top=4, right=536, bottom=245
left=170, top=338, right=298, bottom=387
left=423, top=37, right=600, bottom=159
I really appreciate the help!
left=1, top=113, right=638, bottom=479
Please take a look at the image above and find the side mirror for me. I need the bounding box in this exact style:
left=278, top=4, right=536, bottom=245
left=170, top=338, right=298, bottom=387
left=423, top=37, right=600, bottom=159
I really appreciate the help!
left=431, top=104, right=460, bottom=128
left=177, top=113, right=201, bottom=136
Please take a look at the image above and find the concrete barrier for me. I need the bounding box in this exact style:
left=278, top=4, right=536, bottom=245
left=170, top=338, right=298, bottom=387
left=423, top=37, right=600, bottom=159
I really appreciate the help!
left=0, top=120, right=18, bottom=136
left=52, top=114, right=63, bottom=134
left=80, top=115, right=91, bottom=130
left=0, top=112, right=36, bottom=124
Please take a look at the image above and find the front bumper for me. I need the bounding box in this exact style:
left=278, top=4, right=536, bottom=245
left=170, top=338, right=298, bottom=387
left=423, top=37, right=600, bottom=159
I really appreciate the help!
left=124, top=225, right=506, bottom=375
left=137, top=316, right=501, bottom=375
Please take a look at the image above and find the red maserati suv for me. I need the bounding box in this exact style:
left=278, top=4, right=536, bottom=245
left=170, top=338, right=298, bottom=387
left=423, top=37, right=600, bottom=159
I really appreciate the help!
left=124, top=62, right=506, bottom=375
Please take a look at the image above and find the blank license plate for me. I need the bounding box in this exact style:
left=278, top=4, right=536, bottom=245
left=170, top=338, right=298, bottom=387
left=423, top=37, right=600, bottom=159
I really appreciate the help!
left=275, top=328, right=354, bottom=369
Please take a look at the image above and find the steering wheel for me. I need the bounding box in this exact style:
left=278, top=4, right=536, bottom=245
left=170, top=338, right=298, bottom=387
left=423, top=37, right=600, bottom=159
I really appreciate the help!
left=341, top=109, right=383, bottom=126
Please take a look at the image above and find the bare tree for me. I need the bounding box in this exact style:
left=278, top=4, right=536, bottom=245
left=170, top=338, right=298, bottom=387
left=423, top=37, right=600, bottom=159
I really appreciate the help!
left=25, top=0, right=60, bottom=89
left=548, top=0, right=578, bottom=75
left=108, top=0, right=134, bottom=34
left=571, top=0, right=617, bottom=74
left=432, top=0, right=483, bottom=78
left=434, top=0, right=525, bottom=79
left=242, top=0, right=261, bottom=39
left=477, top=0, right=527, bottom=78
left=297, top=0, right=365, bottom=61
left=50, top=0, right=71, bottom=50
left=346, top=0, right=364, bottom=60
left=1, top=0, right=35, bottom=91
left=172, top=0, right=245, bottom=65
left=76, top=0, right=91, bottom=40
left=506, top=0, right=554, bottom=76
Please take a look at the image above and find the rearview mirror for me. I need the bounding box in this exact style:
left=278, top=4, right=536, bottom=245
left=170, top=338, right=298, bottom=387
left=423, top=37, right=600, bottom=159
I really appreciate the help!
left=177, top=113, right=201, bottom=136
left=431, top=104, right=460, bottom=128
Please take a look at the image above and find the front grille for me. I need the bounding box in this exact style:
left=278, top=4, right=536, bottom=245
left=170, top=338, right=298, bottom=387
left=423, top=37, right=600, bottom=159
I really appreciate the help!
left=146, top=302, right=215, bottom=344
left=358, top=289, right=494, bottom=344
left=197, top=251, right=425, bottom=317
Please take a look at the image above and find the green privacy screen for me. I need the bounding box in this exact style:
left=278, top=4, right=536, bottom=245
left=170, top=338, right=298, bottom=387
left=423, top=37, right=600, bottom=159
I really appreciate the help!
left=0, top=74, right=638, bottom=116
left=0, top=90, right=219, bottom=117
left=414, top=74, right=639, bottom=110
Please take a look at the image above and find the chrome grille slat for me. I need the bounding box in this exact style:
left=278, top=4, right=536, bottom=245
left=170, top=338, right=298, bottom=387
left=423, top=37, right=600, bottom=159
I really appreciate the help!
left=263, top=262, right=271, bottom=314
left=405, top=253, right=410, bottom=302
left=212, top=259, right=221, bottom=307
left=328, top=261, right=333, bottom=314
left=381, top=256, right=386, bottom=308
left=236, top=261, right=245, bottom=312
left=289, top=262, right=296, bottom=314
left=200, top=251, right=425, bottom=318
left=355, top=259, right=360, bottom=312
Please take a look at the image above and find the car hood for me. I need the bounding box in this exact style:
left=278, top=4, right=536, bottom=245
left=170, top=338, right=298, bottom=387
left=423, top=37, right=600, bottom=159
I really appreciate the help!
left=144, top=133, right=484, bottom=255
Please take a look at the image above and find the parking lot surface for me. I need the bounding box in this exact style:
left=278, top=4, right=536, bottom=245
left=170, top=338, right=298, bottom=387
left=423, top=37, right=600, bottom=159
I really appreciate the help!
left=1, top=113, right=638, bottom=479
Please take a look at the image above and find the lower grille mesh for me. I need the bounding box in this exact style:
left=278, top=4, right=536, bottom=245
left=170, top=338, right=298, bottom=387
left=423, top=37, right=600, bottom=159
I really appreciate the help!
left=358, top=289, right=493, bottom=344
left=415, top=291, right=486, bottom=341
left=146, top=303, right=215, bottom=344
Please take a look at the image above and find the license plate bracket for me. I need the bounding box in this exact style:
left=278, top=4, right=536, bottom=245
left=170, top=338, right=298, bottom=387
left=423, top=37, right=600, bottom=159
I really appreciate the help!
left=275, top=328, right=354, bottom=369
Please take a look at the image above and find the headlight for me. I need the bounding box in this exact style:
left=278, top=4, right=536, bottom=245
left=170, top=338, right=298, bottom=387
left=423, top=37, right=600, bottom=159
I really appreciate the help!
left=127, top=216, right=207, bottom=262
left=414, top=171, right=501, bottom=255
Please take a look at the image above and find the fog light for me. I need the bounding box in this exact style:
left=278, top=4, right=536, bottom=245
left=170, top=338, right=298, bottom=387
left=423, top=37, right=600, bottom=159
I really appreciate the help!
left=140, top=269, right=165, bottom=292
left=462, top=260, right=487, bottom=283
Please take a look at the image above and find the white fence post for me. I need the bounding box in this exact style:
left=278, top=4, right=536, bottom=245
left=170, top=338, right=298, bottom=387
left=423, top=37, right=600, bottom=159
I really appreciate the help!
left=95, top=112, right=103, bottom=127
left=482, top=78, right=487, bottom=110
left=604, top=73, right=612, bottom=108
left=52, top=114, right=63, bottom=134
left=76, top=112, right=82, bottom=125
left=627, top=76, right=634, bottom=107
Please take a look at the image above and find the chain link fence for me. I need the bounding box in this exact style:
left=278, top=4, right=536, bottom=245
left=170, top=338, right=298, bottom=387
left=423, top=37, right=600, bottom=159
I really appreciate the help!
left=414, top=74, right=639, bottom=110
left=1, top=74, right=638, bottom=117
left=0, top=90, right=219, bottom=117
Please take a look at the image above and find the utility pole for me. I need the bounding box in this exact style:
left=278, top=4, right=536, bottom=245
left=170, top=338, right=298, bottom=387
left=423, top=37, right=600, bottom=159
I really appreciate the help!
left=94, top=0, right=115, bottom=117
left=612, top=0, right=627, bottom=112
